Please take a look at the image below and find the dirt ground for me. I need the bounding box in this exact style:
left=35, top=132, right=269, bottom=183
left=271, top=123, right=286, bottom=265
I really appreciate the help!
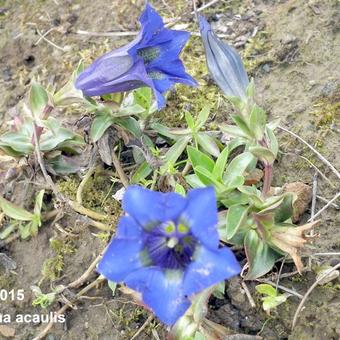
left=0, top=0, right=339, bottom=339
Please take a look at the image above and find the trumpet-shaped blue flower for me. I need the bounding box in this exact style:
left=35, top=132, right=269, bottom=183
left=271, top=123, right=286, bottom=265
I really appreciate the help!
left=98, top=186, right=240, bottom=325
left=199, top=16, right=249, bottom=99
left=76, top=4, right=197, bottom=109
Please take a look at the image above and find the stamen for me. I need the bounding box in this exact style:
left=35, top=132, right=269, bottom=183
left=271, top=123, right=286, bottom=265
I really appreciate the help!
left=137, top=46, right=161, bottom=63
left=167, top=237, right=179, bottom=248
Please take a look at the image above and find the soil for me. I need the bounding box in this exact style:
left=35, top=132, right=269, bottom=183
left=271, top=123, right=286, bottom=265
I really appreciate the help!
left=0, top=0, right=339, bottom=339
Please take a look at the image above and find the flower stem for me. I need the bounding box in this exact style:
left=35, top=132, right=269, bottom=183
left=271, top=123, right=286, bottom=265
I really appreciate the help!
left=111, top=149, right=129, bottom=188
left=262, top=163, right=273, bottom=196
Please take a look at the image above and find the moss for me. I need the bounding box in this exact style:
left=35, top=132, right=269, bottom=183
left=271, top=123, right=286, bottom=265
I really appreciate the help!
left=57, top=176, right=79, bottom=201
left=311, top=85, right=340, bottom=127
left=40, top=238, right=75, bottom=283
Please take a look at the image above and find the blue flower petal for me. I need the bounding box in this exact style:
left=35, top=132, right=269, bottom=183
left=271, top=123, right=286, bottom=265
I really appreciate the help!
left=180, top=187, right=219, bottom=249
left=77, top=59, right=154, bottom=97
left=183, top=246, right=241, bottom=296
left=147, top=30, right=190, bottom=68
left=123, top=186, right=187, bottom=226
left=199, top=16, right=249, bottom=99
left=125, top=268, right=190, bottom=325
left=97, top=238, right=143, bottom=282
left=115, top=215, right=143, bottom=239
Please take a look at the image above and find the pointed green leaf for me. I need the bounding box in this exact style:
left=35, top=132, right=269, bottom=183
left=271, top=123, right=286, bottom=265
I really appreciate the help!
left=262, top=295, right=288, bottom=311
left=256, top=284, right=277, bottom=297
left=244, top=229, right=278, bottom=279
left=0, top=197, right=33, bottom=221
left=231, top=114, right=253, bottom=138
left=249, top=146, right=276, bottom=164
left=34, top=190, right=45, bottom=218
left=185, top=111, right=195, bottom=131
left=196, top=132, right=220, bottom=157
left=249, top=105, right=267, bottom=140
left=30, top=82, right=49, bottom=118
left=212, top=147, right=229, bottom=180
left=223, top=152, right=255, bottom=187
left=131, top=161, right=152, bottom=183
left=187, top=145, right=215, bottom=172
left=185, top=174, right=205, bottom=188
left=196, top=105, right=211, bottom=130
left=90, top=112, right=115, bottom=142
left=266, top=126, right=279, bottom=157
left=225, top=204, right=249, bottom=239
left=161, top=136, right=190, bottom=173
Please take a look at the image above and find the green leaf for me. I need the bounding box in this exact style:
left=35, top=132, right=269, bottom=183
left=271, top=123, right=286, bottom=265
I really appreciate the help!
left=256, top=284, right=277, bottom=297
left=223, top=152, right=254, bottom=187
left=46, top=155, right=82, bottom=175
left=175, top=183, right=186, bottom=196
left=196, top=132, right=220, bottom=157
left=108, top=281, right=117, bottom=297
left=220, top=124, right=250, bottom=139
left=116, top=117, right=142, bottom=138
left=18, top=222, right=32, bottom=239
left=212, top=281, right=225, bottom=299
left=194, top=166, right=226, bottom=193
left=249, top=146, right=276, bottom=164
left=0, top=132, right=34, bottom=155
left=225, top=205, right=249, bottom=239
left=266, top=126, right=279, bottom=157
left=34, top=190, right=45, bottom=218
left=231, top=115, right=253, bottom=138
left=196, top=105, right=211, bottom=130
left=53, top=60, right=84, bottom=106
left=131, top=161, right=152, bottom=183
left=249, top=105, right=267, bottom=140
left=90, top=112, right=115, bottom=142
left=212, top=147, right=229, bottom=180
left=0, top=197, right=33, bottom=221
left=0, top=224, right=16, bottom=240
left=160, top=136, right=191, bottom=173
left=219, top=190, right=250, bottom=207
left=187, top=146, right=215, bottom=172
left=185, top=111, right=195, bottom=131
left=29, top=82, right=49, bottom=118
left=274, top=193, right=294, bottom=223
left=262, top=295, right=288, bottom=311
left=185, top=174, right=205, bottom=189
left=244, top=230, right=278, bottom=279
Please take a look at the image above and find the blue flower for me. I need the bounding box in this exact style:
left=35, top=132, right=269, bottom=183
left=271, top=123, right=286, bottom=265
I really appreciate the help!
left=199, top=16, right=249, bottom=99
left=97, top=186, right=241, bottom=325
left=76, top=4, right=197, bottom=109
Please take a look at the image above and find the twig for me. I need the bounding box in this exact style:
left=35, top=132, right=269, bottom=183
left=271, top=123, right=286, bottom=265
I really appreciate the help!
left=310, top=173, right=318, bottom=221
left=307, top=191, right=340, bottom=222
left=278, top=126, right=340, bottom=180
left=291, top=263, right=340, bottom=329
left=281, top=152, right=334, bottom=187
left=316, top=195, right=340, bottom=209
left=36, top=27, right=67, bottom=52
left=311, top=252, right=340, bottom=257
left=275, top=256, right=287, bottom=291
left=111, top=149, right=129, bottom=188
left=32, top=123, right=63, bottom=201
left=33, top=276, right=105, bottom=340
left=76, top=29, right=138, bottom=37
left=165, top=0, right=221, bottom=28
left=34, top=27, right=56, bottom=45
left=130, top=314, right=153, bottom=340
left=77, top=166, right=96, bottom=205
left=69, top=200, right=108, bottom=221
left=241, top=281, right=256, bottom=308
